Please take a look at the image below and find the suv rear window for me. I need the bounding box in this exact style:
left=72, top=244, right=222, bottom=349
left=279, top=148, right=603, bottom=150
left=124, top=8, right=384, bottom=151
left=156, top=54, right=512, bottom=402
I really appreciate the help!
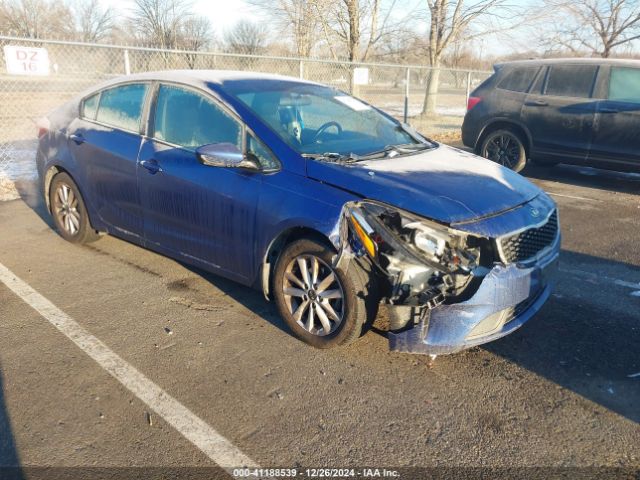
left=497, top=67, right=539, bottom=92
left=609, top=67, right=640, bottom=103
left=545, top=65, right=597, bottom=98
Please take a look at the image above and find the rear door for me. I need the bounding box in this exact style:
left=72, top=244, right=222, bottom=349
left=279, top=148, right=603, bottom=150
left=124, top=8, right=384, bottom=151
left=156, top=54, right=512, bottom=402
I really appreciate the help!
left=588, top=66, right=640, bottom=168
left=521, top=64, right=599, bottom=162
left=68, top=83, right=149, bottom=240
left=137, top=83, right=263, bottom=282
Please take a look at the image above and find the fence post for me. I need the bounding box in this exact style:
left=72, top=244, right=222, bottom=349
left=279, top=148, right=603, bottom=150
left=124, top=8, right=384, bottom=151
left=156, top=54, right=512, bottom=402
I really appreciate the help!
left=465, top=70, right=472, bottom=105
left=123, top=49, right=131, bottom=75
left=404, top=67, right=410, bottom=124
left=299, top=59, right=304, bottom=79
left=350, top=65, right=357, bottom=96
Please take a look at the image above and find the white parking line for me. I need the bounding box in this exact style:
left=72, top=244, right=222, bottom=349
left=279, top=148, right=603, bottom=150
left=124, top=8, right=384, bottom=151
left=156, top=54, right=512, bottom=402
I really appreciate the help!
left=559, top=266, right=640, bottom=290
left=547, top=192, right=601, bottom=202
left=0, top=261, right=259, bottom=471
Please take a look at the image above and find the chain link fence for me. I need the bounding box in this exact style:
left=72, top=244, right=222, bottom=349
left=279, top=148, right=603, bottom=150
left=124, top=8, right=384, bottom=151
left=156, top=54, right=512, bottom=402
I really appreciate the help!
left=0, top=35, right=491, bottom=186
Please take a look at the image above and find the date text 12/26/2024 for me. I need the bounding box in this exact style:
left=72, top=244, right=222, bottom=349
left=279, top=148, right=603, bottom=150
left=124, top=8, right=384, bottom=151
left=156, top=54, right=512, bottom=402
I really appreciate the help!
left=232, top=468, right=401, bottom=478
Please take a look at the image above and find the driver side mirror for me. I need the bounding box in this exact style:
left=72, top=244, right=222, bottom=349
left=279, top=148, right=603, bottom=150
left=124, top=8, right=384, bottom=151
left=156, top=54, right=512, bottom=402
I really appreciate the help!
left=196, top=143, right=260, bottom=171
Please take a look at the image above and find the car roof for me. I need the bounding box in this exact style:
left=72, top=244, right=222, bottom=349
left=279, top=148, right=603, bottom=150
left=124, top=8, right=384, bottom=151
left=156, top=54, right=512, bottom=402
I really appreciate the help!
left=496, top=57, right=640, bottom=69
left=85, top=69, right=323, bottom=97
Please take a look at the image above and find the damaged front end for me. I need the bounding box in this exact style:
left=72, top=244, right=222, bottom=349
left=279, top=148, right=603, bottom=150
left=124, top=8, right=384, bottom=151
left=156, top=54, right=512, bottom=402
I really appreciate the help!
left=341, top=197, right=560, bottom=355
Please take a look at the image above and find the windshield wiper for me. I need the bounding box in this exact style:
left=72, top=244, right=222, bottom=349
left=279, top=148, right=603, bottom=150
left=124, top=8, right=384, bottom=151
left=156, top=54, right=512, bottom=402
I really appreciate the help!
left=303, top=142, right=433, bottom=164
left=302, top=152, right=360, bottom=164
left=354, top=143, right=433, bottom=161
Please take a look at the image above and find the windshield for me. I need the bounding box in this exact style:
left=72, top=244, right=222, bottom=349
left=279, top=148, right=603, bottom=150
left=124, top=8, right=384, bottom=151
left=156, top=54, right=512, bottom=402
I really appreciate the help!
left=226, top=82, right=422, bottom=157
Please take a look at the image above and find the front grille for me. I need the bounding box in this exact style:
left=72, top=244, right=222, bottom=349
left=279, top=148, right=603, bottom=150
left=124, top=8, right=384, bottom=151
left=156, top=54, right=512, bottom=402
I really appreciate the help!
left=498, top=210, right=558, bottom=264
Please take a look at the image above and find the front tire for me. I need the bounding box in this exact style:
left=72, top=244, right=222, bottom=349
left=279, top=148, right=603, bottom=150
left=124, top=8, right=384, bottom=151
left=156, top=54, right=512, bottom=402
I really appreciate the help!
left=273, top=238, right=378, bottom=349
left=480, top=129, right=527, bottom=172
left=49, top=172, right=99, bottom=244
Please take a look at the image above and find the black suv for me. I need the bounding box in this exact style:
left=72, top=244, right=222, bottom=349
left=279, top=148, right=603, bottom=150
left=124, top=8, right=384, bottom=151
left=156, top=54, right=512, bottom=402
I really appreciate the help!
left=462, top=58, right=640, bottom=172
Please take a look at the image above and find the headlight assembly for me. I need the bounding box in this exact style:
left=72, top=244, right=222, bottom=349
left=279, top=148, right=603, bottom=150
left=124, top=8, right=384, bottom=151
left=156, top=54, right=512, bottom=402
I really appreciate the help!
left=346, top=201, right=480, bottom=274
left=407, top=222, right=448, bottom=260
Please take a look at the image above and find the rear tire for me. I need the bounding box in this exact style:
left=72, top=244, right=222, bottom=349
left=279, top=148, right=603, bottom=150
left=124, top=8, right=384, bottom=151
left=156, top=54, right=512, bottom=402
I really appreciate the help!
left=273, top=238, right=378, bottom=349
left=49, top=172, right=99, bottom=244
left=480, top=129, right=527, bottom=172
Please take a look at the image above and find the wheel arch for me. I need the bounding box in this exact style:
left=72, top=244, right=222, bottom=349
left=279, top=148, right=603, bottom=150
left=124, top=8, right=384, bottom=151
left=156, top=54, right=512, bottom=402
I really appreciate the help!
left=259, top=226, right=336, bottom=300
left=44, top=165, right=99, bottom=232
left=476, top=119, right=532, bottom=157
left=43, top=165, right=65, bottom=212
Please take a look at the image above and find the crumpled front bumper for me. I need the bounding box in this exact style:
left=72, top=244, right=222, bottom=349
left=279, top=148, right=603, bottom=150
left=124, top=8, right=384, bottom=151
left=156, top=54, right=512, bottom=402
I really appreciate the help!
left=388, top=249, right=559, bottom=355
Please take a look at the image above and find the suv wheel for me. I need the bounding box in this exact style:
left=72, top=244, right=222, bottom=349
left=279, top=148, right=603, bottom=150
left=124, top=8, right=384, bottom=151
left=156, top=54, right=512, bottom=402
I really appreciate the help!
left=273, top=238, right=378, bottom=349
left=480, top=129, right=527, bottom=172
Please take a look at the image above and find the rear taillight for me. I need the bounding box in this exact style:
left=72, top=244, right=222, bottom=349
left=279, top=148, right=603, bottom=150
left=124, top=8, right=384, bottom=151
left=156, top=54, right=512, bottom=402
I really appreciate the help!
left=36, top=117, right=50, bottom=139
left=467, top=96, right=482, bottom=111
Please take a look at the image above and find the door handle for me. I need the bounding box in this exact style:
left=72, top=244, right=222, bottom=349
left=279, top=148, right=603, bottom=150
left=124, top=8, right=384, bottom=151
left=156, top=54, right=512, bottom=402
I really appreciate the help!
left=600, top=107, right=619, bottom=114
left=525, top=100, right=548, bottom=107
left=139, top=159, right=163, bottom=174
left=69, top=133, right=85, bottom=144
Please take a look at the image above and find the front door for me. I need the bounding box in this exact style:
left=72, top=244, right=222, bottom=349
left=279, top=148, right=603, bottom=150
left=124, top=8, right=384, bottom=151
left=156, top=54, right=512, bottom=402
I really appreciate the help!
left=521, top=64, right=598, bottom=162
left=589, top=66, right=640, bottom=168
left=137, top=83, right=261, bottom=282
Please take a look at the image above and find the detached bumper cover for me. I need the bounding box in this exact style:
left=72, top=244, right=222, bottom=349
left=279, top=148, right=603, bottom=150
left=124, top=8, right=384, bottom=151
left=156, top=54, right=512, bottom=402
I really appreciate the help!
left=388, top=250, right=559, bottom=355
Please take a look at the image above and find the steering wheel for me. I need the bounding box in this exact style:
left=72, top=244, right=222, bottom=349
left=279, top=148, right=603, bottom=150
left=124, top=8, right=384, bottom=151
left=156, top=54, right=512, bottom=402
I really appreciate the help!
left=313, top=121, right=343, bottom=143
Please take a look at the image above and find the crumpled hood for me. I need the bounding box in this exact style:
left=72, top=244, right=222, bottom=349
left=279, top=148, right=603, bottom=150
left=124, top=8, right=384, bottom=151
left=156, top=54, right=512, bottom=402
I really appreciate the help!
left=306, top=144, right=542, bottom=224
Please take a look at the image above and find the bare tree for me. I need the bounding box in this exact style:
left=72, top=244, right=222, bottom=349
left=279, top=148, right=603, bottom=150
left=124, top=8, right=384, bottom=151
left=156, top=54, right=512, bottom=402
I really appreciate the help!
left=0, top=0, right=74, bottom=38
left=223, top=20, right=268, bottom=55
left=249, top=0, right=320, bottom=57
left=315, top=0, right=405, bottom=62
left=542, top=0, right=640, bottom=58
left=419, top=0, right=510, bottom=116
left=178, top=16, right=213, bottom=68
left=72, top=0, right=114, bottom=42
left=129, top=0, right=192, bottom=48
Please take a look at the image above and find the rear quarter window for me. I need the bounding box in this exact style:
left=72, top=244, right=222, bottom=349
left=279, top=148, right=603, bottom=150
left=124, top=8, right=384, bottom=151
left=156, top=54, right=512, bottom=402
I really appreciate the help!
left=609, top=67, right=640, bottom=103
left=82, top=93, right=99, bottom=120
left=497, top=67, right=540, bottom=93
left=96, top=83, right=148, bottom=132
left=545, top=65, right=598, bottom=98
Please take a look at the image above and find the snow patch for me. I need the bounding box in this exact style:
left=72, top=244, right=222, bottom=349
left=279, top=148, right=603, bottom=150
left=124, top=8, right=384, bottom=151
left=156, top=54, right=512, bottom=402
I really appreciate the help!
left=0, top=144, right=37, bottom=202
left=378, top=102, right=467, bottom=118
left=0, top=174, right=20, bottom=201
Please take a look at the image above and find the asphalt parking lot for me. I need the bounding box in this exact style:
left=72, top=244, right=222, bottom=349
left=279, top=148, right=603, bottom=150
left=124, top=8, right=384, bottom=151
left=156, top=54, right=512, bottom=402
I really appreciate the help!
left=0, top=160, right=639, bottom=478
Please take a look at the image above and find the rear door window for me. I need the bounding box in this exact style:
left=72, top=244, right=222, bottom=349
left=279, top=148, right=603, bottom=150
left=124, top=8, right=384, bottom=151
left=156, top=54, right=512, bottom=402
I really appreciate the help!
left=497, top=67, right=539, bottom=93
left=544, top=65, right=598, bottom=98
left=529, top=67, right=547, bottom=94
left=609, top=67, right=640, bottom=103
left=96, top=83, right=148, bottom=132
left=153, top=84, right=242, bottom=150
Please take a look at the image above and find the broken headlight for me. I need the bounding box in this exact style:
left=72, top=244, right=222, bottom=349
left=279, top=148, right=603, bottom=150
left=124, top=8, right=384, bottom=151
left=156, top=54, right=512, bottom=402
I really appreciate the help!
left=347, top=201, right=480, bottom=274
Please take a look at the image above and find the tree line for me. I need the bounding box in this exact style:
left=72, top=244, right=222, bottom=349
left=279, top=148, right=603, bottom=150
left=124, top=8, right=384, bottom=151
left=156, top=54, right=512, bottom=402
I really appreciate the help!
left=1, top=0, right=639, bottom=116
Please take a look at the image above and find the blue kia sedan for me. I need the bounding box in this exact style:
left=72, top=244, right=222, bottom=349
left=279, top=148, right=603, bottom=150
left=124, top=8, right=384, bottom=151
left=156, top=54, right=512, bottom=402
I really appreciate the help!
left=36, top=70, right=560, bottom=356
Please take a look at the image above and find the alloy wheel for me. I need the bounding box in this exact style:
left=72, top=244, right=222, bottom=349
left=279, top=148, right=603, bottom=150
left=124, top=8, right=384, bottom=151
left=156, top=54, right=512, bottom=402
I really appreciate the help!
left=282, top=254, right=345, bottom=336
left=53, top=183, right=81, bottom=236
left=483, top=133, right=522, bottom=169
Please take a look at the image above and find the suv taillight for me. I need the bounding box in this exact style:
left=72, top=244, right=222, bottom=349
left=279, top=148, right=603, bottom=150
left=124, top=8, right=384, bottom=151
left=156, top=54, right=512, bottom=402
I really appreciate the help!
left=36, top=117, right=50, bottom=139
left=467, top=96, right=482, bottom=111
